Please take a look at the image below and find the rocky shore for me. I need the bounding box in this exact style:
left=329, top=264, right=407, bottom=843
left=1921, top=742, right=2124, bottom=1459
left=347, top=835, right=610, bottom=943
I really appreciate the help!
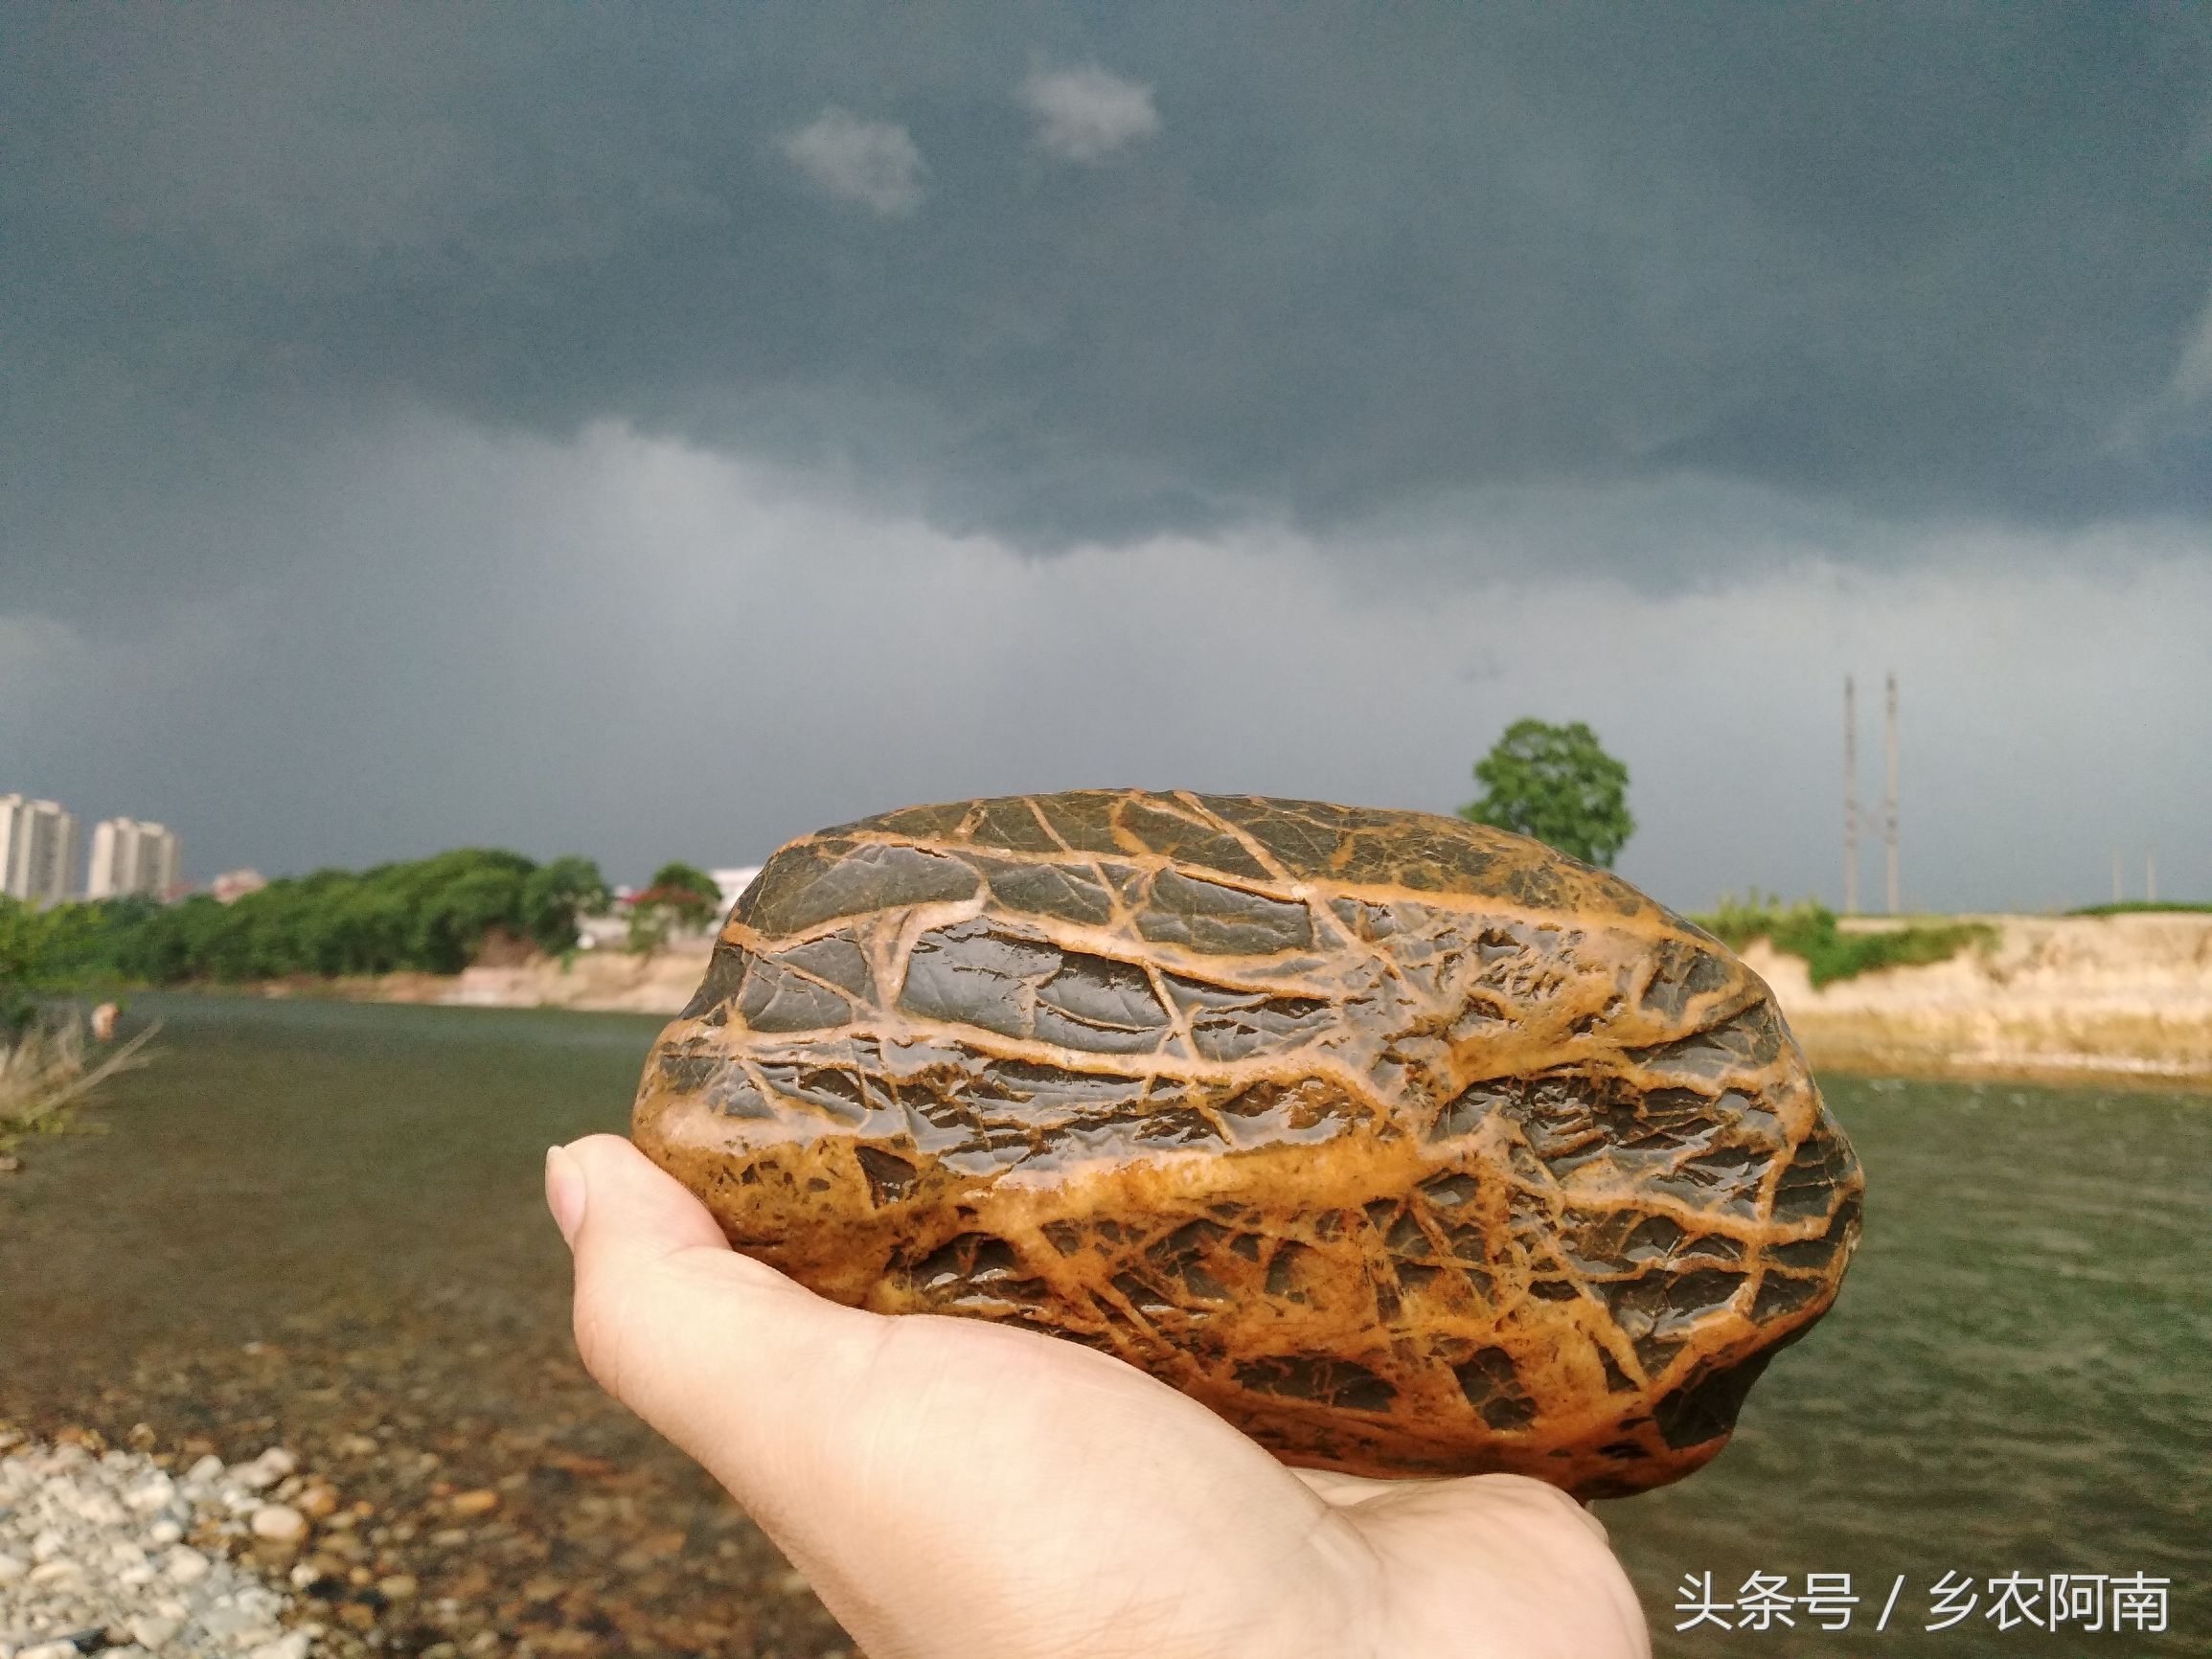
left=1, top=1297, right=855, bottom=1659
left=0, top=1439, right=310, bottom=1659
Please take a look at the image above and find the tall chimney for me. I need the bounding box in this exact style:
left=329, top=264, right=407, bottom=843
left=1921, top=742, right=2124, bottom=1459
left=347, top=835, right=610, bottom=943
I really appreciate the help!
left=1843, top=676, right=1859, bottom=915
left=1883, top=671, right=1900, bottom=915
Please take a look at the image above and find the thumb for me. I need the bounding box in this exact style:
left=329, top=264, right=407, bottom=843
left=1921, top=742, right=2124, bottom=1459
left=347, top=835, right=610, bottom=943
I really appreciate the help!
left=544, top=1133, right=888, bottom=1508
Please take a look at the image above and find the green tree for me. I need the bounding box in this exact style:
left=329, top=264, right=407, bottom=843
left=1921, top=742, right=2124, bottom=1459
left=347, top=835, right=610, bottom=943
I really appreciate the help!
left=521, top=856, right=612, bottom=955
left=1460, top=718, right=1634, bottom=868
left=625, top=861, right=723, bottom=956
left=645, top=862, right=724, bottom=929
left=0, top=846, right=627, bottom=988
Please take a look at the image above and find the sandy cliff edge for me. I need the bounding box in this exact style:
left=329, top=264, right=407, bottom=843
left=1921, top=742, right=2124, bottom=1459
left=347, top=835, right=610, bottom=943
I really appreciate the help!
left=1742, top=912, right=2212, bottom=1083
left=270, top=913, right=2212, bottom=1088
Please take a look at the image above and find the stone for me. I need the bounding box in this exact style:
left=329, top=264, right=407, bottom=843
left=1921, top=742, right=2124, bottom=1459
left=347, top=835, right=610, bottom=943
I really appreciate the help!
left=633, top=791, right=1863, bottom=1497
left=122, top=1474, right=175, bottom=1514
left=127, top=1614, right=181, bottom=1650
left=230, top=1448, right=294, bottom=1491
left=446, top=1489, right=499, bottom=1518
left=162, top=1545, right=210, bottom=1584
left=291, top=1485, right=338, bottom=1521
left=249, top=1504, right=307, bottom=1544
left=74, top=1492, right=127, bottom=1526
left=0, top=1549, right=24, bottom=1584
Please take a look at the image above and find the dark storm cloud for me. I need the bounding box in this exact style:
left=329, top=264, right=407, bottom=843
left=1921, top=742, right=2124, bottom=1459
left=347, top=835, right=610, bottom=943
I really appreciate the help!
left=6, top=1, right=2210, bottom=605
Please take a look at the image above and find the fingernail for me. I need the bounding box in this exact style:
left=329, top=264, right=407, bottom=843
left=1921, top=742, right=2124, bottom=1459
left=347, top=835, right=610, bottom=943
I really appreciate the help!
left=545, top=1144, right=587, bottom=1246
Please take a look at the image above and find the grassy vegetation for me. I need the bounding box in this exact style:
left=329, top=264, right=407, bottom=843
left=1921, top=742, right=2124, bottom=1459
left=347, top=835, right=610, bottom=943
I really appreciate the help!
left=1, top=1005, right=159, bottom=1155
left=1692, top=894, right=1997, bottom=988
left=2066, top=900, right=2212, bottom=917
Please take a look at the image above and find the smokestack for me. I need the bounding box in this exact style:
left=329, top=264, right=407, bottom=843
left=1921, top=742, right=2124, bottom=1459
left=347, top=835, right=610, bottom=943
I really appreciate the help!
left=1883, top=672, right=1899, bottom=915
left=1843, top=676, right=1859, bottom=915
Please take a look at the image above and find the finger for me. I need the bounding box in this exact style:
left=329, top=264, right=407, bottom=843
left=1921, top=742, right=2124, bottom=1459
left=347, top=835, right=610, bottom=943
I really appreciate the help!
left=549, top=1131, right=732, bottom=1255
left=1290, top=1465, right=1613, bottom=1548
left=552, top=1133, right=889, bottom=1498
left=1289, top=1466, right=1447, bottom=1507
left=1338, top=1474, right=1648, bottom=1659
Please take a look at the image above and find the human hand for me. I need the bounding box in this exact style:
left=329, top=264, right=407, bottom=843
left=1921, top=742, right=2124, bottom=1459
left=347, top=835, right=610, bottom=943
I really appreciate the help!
left=546, top=1134, right=1650, bottom=1659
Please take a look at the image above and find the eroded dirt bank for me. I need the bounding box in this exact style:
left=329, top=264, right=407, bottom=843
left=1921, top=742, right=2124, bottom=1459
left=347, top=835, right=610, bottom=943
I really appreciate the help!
left=260, top=913, right=2212, bottom=1087
left=1745, top=912, right=2212, bottom=1084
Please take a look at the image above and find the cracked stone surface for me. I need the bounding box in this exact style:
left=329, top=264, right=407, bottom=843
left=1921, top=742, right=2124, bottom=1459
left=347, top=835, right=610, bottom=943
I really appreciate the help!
left=633, top=790, right=1862, bottom=1497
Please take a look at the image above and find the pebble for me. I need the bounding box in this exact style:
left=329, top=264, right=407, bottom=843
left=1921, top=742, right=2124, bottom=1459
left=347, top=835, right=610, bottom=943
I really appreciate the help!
left=227, top=1453, right=295, bottom=1495
left=124, top=1477, right=176, bottom=1516
left=246, top=1509, right=304, bottom=1547
left=288, top=1490, right=335, bottom=1525
left=0, top=1440, right=314, bottom=1659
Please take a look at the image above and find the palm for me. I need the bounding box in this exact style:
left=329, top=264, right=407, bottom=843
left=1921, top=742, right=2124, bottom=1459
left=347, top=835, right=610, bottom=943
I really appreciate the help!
left=558, top=1135, right=1649, bottom=1659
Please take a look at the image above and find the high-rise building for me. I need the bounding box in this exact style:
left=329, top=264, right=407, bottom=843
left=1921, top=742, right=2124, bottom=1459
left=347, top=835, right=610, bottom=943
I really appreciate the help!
left=86, top=818, right=183, bottom=901
left=0, top=795, right=82, bottom=906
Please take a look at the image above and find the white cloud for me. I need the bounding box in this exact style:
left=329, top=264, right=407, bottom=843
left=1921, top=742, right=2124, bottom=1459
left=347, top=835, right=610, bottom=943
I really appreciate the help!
left=779, top=107, right=924, bottom=216
left=1019, top=66, right=1159, bottom=163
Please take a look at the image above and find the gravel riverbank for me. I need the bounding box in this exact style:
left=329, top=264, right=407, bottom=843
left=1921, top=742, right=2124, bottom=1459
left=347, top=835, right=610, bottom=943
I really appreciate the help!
left=0, top=1438, right=313, bottom=1659
left=1, top=1296, right=855, bottom=1659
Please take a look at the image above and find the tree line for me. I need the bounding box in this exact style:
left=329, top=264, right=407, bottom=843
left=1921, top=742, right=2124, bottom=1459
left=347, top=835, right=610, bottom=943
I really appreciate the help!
left=4, top=719, right=1634, bottom=1008
left=0, top=849, right=626, bottom=995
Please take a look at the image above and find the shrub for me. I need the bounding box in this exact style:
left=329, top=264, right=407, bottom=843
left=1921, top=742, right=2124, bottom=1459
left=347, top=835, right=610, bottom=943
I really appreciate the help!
left=1, top=1004, right=159, bottom=1153
left=2066, top=900, right=2212, bottom=917
left=1693, top=894, right=1995, bottom=988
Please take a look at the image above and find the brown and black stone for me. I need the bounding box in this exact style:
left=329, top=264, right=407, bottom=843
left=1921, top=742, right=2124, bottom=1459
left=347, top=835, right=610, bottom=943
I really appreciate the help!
left=631, top=790, right=1861, bottom=1498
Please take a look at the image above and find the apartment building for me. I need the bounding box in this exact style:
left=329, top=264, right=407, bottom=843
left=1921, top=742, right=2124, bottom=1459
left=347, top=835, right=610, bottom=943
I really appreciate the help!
left=86, top=818, right=185, bottom=901
left=0, top=795, right=82, bottom=906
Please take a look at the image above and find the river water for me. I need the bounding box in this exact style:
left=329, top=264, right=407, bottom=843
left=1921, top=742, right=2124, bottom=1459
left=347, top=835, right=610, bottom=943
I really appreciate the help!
left=3, top=995, right=2205, bottom=1656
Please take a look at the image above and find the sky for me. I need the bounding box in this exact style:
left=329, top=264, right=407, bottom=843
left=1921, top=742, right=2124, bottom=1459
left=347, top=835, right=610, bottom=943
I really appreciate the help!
left=4, top=4, right=2209, bottom=915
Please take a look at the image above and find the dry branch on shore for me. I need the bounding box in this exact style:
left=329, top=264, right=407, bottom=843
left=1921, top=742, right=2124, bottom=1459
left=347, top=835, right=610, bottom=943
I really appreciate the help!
left=0, top=1010, right=161, bottom=1158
